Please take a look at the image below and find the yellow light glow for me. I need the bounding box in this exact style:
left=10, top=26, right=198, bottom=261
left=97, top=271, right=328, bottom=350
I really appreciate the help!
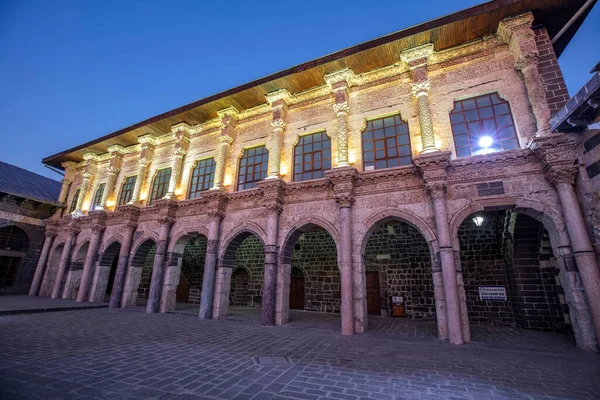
left=174, top=187, right=183, bottom=196
left=223, top=174, right=232, bottom=187
left=105, top=200, right=116, bottom=208
left=348, top=150, right=357, bottom=165
left=280, top=165, right=288, bottom=177
left=435, top=138, right=443, bottom=150
left=139, top=192, right=147, bottom=201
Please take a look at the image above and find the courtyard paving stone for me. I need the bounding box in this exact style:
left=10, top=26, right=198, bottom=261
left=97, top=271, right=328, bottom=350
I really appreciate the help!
left=0, top=307, right=598, bottom=400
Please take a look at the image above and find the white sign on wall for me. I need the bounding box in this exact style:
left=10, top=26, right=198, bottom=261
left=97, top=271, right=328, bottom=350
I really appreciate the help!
left=478, top=286, right=507, bottom=301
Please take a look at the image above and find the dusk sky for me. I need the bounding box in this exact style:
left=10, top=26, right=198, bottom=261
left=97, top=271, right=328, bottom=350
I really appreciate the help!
left=1, top=0, right=598, bottom=181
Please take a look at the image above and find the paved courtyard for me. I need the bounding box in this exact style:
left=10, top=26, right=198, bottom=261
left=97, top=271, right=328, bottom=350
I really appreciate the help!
left=1, top=307, right=599, bottom=400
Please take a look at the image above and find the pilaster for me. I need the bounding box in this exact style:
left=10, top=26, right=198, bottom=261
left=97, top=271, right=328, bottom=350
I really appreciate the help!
left=325, top=68, right=355, bottom=168
left=266, top=89, right=292, bottom=179
left=98, top=145, right=125, bottom=210
left=128, top=134, right=157, bottom=205
left=73, top=153, right=98, bottom=217
left=212, top=107, right=238, bottom=190
left=165, top=122, right=191, bottom=200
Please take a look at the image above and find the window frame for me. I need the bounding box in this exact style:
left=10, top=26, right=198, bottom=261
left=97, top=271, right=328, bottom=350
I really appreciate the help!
left=69, top=188, right=80, bottom=213
left=292, top=131, right=332, bottom=182
left=92, top=183, right=106, bottom=210
left=361, top=113, right=412, bottom=171
left=236, top=145, right=269, bottom=191
left=450, top=92, right=519, bottom=158
left=188, top=158, right=216, bottom=199
left=149, top=167, right=172, bottom=205
left=117, top=175, right=137, bottom=207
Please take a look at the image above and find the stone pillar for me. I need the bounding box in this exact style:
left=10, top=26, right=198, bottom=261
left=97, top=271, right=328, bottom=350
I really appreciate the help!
left=146, top=202, right=176, bottom=314
left=76, top=213, right=106, bottom=302
left=257, top=179, right=285, bottom=326
left=498, top=13, right=551, bottom=135
left=73, top=153, right=98, bottom=216
left=128, top=135, right=156, bottom=205
left=199, top=191, right=227, bottom=320
left=98, top=146, right=124, bottom=210
left=415, top=152, right=464, bottom=345
left=534, top=134, right=600, bottom=348
left=56, top=163, right=76, bottom=217
left=325, top=69, right=354, bottom=167
left=29, top=226, right=57, bottom=296
left=401, top=44, right=437, bottom=153
left=109, top=207, right=139, bottom=308
left=326, top=167, right=357, bottom=335
left=212, top=107, right=238, bottom=190
left=51, top=221, right=79, bottom=299
left=266, top=89, right=291, bottom=179
left=164, top=123, right=190, bottom=199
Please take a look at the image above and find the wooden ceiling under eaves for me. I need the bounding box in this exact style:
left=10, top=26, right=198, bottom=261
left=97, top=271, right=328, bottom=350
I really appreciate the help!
left=43, top=0, right=594, bottom=168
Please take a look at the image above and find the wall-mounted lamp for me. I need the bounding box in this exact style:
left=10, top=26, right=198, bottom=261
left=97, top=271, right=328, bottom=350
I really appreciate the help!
left=472, top=216, right=484, bottom=227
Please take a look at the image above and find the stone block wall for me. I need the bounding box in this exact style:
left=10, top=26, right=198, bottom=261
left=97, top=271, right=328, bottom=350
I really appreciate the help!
left=363, top=222, right=435, bottom=319
left=291, top=228, right=340, bottom=313
left=534, top=27, right=569, bottom=115
left=230, top=235, right=264, bottom=307
left=181, top=236, right=207, bottom=304
left=137, top=245, right=157, bottom=300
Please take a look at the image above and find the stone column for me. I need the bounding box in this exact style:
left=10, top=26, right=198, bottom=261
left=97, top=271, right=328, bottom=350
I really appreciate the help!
left=415, top=152, right=464, bottom=345
left=29, top=226, right=57, bottom=296
left=109, top=207, right=139, bottom=308
left=498, top=13, right=551, bottom=135
left=146, top=202, right=176, bottom=314
left=212, top=107, right=238, bottom=190
left=164, top=123, right=190, bottom=199
left=401, top=44, right=437, bottom=153
left=56, top=163, right=75, bottom=217
left=76, top=213, right=106, bottom=302
left=98, top=146, right=124, bottom=210
left=199, top=191, right=226, bottom=320
left=534, top=134, right=600, bottom=347
left=326, top=167, right=357, bottom=335
left=266, top=89, right=291, bottom=179
left=257, top=179, right=285, bottom=326
left=51, top=222, right=79, bottom=299
left=128, top=135, right=156, bottom=205
left=325, top=69, right=354, bottom=168
left=73, top=153, right=98, bottom=216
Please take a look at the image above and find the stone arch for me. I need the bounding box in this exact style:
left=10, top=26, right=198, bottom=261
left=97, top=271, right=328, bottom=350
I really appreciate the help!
left=130, top=232, right=159, bottom=259
left=219, top=224, right=266, bottom=269
left=353, top=208, right=442, bottom=336
left=168, top=227, right=209, bottom=255
left=280, top=217, right=341, bottom=266
left=90, top=241, right=122, bottom=302
left=61, top=240, right=89, bottom=299
left=122, top=238, right=157, bottom=307
left=40, top=242, right=65, bottom=297
left=0, top=225, right=30, bottom=292
left=99, top=234, right=123, bottom=255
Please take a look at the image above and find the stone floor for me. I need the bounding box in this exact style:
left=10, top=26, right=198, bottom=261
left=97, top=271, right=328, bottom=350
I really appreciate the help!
left=0, top=295, right=108, bottom=315
left=1, top=306, right=598, bottom=400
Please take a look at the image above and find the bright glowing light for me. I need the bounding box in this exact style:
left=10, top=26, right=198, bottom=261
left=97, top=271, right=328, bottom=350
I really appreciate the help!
left=174, top=187, right=183, bottom=196
left=223, top=174, right=232, bottom=187
left=473, top=216, right=484, bottom=226
left=479, top=136, right=493, bottom=148
left=105, top=200, right=116, bottom=208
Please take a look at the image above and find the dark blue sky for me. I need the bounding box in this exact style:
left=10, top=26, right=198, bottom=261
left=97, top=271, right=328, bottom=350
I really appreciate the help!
left=1, top=0, right=598, bottom=180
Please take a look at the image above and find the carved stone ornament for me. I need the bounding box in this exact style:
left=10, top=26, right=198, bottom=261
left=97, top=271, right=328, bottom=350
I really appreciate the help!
left=333, top=101, right=349, bottom=115
left=530, top=134, right=580, bottom=186
left=270, top=119, right=286, bottom=131
left=324, top=68, right=355, bottom=90
left=326, top=167, right=358, bottom=207
left=138, top=158, right=152, bottom=167
left=400, top=43, right=434, bottom=67
left=266, top=88, right=293, bottom=106
left=414, top=151, right=451, bottom=184
left=257, top=179, right=285, bottom=213
left=218, top=134, right=234, bottom=145
left=411, top=80, right=430, bottom=97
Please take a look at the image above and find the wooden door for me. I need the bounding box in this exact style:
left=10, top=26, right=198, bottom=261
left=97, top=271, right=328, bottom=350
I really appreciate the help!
left=366, top=271, right=381, bottom=316
left=176, top=272, right=189, bottom=304
left=289, top=268, right=305, bottom=310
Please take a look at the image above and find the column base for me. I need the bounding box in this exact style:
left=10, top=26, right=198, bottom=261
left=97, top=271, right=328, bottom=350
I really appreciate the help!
left=421, top=146, right=439, bottom=154
left=335, top=162, right=350, bottom=168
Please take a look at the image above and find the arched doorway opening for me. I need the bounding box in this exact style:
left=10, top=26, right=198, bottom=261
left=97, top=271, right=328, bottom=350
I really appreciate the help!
left=458, top=210, right=573, bottom=340
left=213, top=230, right=265, bottom=321
left=123, top=239, right=157, bottom=307
left=40, top=243, right=63, bottom=297
left=63, top=241, right=89, bottom=299
left=290, top=267, right=305, bottom=310
left=362, top=220, right=436, bottom=320
left=92, top=241, right=121, bottom=302
left=0, top=225, right=29, bottom=293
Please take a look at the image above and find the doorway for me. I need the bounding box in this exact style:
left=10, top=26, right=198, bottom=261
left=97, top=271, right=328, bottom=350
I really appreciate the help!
left=290, top=267, right=305, bottom=310
left=366, top=271, right=381, bottom=316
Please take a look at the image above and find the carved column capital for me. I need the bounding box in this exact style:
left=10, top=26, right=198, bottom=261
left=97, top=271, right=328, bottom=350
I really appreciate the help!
left=530, top=134, right=580, bottom=186
left=44, top=226, right=58, bottom=238
left=203, top=189, right=228, bottom=219
left=326, top=167, right=357, bottom=208
left=333, top=101, right=349, bottom=115
left=257, top=179, right=285, bottom=214
left=414, top=151, right=451, bottom=183
left=270, top=119, right=286, bottom=132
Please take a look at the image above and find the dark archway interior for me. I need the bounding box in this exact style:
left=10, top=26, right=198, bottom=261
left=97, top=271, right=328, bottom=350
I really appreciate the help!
left=363, top=221, right=434, bottom=319
left=133, top=240, right=157, bottom=301
left=0, top=225, right=29, bottom=289
left=228, top=234, right=264, bottom=307
left=99, top=242, right=121, bottom=296
left=290, top=227, right=339, bottom=313
left=178, top=236, right=207, bottom=304
left=459, top=210, right=571, bottom=334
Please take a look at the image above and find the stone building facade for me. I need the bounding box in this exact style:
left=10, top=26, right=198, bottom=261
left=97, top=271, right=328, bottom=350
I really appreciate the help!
left=31, top=2, right=600, bottom=351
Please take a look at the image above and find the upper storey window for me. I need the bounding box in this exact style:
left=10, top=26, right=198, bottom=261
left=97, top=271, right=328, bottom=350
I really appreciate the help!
left=118, top=176, right=136, bottom=206
left=189, top=158, right=216, bottom=199
left=92, top=183, right=105, bottom=210
left=293, top=132, right=331, bottom=181
left=69, top=189, right=80, bottom=213
left=149, top=168, right=172, bottom=205
left=238, top=146, right=268, bottom=191
left=450, top=93, right=519, bottom=157
left=362, top=114, right=411, bottom=170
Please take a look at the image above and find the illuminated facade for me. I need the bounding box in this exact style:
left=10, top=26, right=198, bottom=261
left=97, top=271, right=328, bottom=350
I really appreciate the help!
left=31, top=2, right=600, bottom=351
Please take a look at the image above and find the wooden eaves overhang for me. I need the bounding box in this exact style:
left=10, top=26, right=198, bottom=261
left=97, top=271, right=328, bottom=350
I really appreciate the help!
left=43, top=0, right=595, bottom=169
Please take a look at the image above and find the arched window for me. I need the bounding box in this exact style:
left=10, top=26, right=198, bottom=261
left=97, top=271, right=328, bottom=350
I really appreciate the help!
left=92, top=183, right=105, bottom=209
left=0, top=226, right=28, bottom=252
left=69, top=189, right=80, bottom=213
left=362, top=114, right=411, bottom=170
left=149, top=168, right=172, bottom=205
left=450, top=93, right=519, bottom=157
left=293, top=132, right=331, bottom=181
left=118, top=176, right=137, bottom=206
left=237, top=146, right=268, bottom=191
left=188, top=158, right=216, bottom=199
left=0, top=226, right=29, bottom=288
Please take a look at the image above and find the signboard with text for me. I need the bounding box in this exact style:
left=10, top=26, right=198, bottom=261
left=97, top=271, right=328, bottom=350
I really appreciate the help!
left=478, top=286, right=507, bottom=301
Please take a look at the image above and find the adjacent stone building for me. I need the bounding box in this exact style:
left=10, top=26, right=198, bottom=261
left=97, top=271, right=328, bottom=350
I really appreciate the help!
left=0, top=161, right=62, bottom=295
left=31, top=0, right=600, bottom=351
